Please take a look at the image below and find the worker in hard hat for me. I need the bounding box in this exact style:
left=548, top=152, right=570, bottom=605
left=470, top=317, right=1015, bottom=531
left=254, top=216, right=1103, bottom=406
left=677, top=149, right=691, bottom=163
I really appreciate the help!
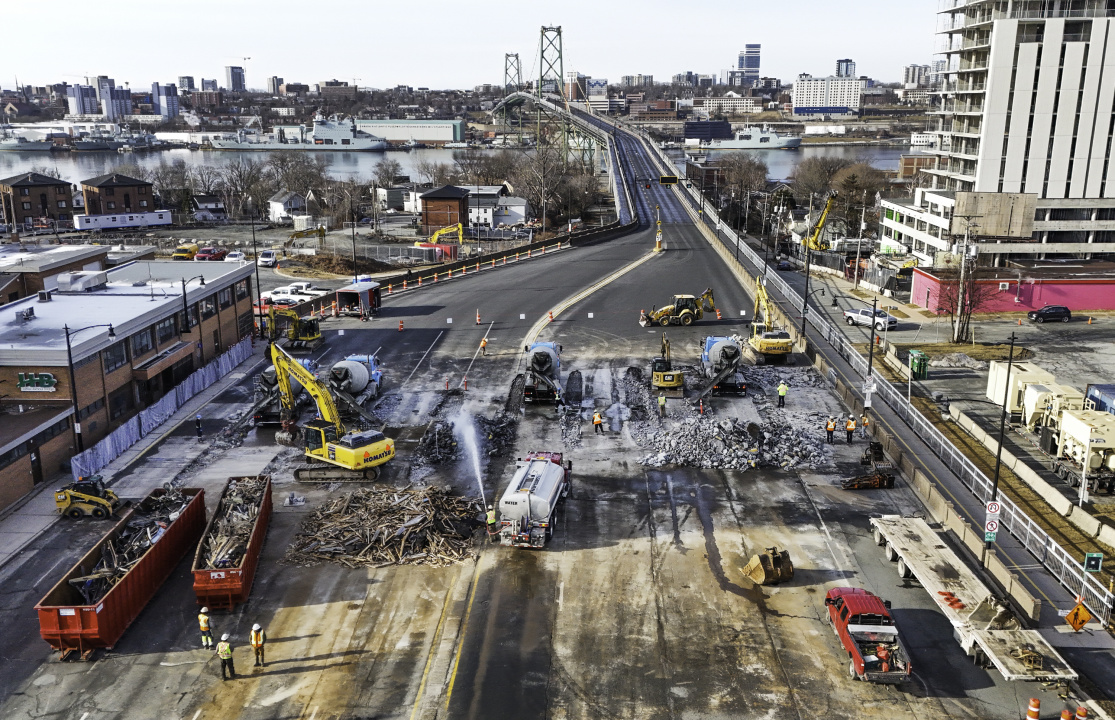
left=216, top=633, right=236, bottom=680
left=592, top=410, right=604, bottom=433
left=480, top=337, right=488, bottom=356
left=198, top=606, right=212, bottom=649
left=777, top=381, right=788, bottom=408
left=860, top=413, right=870, bottom=439
left=845, top=414, right=857, bottom=444
left=486, top=504, right=497, bottom=541
left=825, top=417, right=836, bottom=444
left=250, top=623, right=266, bottom=667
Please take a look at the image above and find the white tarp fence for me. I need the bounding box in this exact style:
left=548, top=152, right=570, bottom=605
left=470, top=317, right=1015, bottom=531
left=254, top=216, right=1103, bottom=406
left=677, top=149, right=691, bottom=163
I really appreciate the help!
left=70, top=337, right=253, bottom=480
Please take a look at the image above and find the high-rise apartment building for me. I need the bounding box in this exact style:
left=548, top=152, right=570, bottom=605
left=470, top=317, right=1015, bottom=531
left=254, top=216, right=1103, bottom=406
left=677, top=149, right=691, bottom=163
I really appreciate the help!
left=835, top=59, right=856, bottom=78
left=792, top=74, right=864, bottom=117
left=66, top=85, right=99, bottom=115
left=266, top=76, right=283, bottom=95
left=100, top=87, right=132, bottom=120
left=620, top=75, right=654, bottom=87
left=738, top=44, right=761, bottom=84
left=201, top=78, right=218, bottom=92
left=178, top=76, right=195, bottom=92
left=881, top=0, right=1115, bottom=264
left=225, top=66, right=246, bottom=92
left=152, top=83, right=180, bottom=118
left=903, top=64, right=931, bottom=87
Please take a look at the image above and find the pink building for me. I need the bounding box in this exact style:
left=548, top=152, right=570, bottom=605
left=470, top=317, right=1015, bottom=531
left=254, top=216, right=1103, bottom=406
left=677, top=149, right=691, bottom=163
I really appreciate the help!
left=911, top=263, right=1115, bottom=314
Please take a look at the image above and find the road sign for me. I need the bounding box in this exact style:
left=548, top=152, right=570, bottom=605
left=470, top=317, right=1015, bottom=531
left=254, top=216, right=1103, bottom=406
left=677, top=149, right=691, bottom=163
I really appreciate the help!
left=984, top=519, right=999, bottom=534
left=986, top=501, right=1001, bottom=517
left=659, top=175, right=679, bottom=185
left=1065, top=602, right=1092, bottom=632
left=1085, top=553, right=1104, bottom=573
left=984, top=531, right=997, bottom=542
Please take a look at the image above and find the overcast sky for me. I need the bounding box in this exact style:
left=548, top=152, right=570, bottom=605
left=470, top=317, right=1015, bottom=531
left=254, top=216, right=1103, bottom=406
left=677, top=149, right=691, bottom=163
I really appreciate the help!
left=4, top=0, right=940, bottom=90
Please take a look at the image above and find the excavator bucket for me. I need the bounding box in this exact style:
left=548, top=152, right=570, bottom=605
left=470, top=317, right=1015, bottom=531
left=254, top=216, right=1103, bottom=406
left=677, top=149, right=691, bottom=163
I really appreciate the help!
left=639, top=310, right=651, bottom=328
left=743, top=547, right=794, bottom=585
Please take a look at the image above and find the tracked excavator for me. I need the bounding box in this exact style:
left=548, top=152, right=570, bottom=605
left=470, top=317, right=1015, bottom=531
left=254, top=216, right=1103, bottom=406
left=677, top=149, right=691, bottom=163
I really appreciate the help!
left=640, top=288, right=715, bottom=327
left=288, top=226, right=326, bottom=244
left=270, top=343, right=395, bottom=481
left=650, top=333, right=685, bottom=397
left=266, top=306, right=323, bottom=351
left=746, top=277, right=792, bottom=364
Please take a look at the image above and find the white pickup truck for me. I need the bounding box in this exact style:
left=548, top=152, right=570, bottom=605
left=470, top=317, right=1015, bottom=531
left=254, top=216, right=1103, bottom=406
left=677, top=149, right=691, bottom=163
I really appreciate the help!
left=287, top=281, right=331, bottom=298
left=844, top=308, right=898, bottom=331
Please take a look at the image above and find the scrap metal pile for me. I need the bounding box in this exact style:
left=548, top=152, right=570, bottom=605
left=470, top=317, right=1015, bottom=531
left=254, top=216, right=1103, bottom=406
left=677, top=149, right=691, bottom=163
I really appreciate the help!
left=199, top=476, right=268, bottom=569
left=283, top=486, right=482, bottom=568
left=67, top=489, right=192, bottom=605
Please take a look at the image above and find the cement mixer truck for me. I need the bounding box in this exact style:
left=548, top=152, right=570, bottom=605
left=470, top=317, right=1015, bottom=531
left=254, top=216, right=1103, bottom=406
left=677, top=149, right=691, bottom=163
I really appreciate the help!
left=326, top=354, right=384, bottom=424
left=498, top=451, right=572, bottom=548
left=698, top=336, right=747, bottom=397
left=523, top=341, right=562, bottom=403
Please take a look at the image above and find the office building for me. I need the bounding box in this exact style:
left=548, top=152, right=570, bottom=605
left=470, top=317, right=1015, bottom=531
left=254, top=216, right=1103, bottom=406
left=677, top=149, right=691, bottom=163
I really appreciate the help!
left=178, top=76, right=195, bottom=92
left=620, top=74, right=654, bottom=87
left=835, top=59, right=856, bottom=78
left=266, top=76, right=283, bottom=95
left=792, top=74, right=864, bottom=117
left=201, top=78, right=218, bottom=92
left=225, top=66, right=246, bottom=92
left=903, top=64, right=931, bottom=87
left=564, top=72, right=587, bottom=100
left=881, top=0, right=1115, bottom=264
left=66, top=85, right=99, bottom=115
left=151, top=83, right=180, bottom=118
left=100, top=87, right=132, bottom=120
left=738, top=44, right=761, bottom=84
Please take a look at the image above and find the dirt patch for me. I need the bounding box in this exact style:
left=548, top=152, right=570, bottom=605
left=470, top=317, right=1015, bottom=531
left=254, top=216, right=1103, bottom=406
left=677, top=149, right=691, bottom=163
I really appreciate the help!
left=278, top=253, right=396, bottom=278
left=892, top=342, right=1033, bottom=363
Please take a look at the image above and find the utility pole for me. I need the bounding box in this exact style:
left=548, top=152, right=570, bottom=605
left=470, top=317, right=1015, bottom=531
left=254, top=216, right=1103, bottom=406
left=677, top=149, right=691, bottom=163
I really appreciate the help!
left=952, top=215, right=980, bottom=343
left=984, top=332, right=1015, bottom=566
left=853, top=190, right=867, bottom=290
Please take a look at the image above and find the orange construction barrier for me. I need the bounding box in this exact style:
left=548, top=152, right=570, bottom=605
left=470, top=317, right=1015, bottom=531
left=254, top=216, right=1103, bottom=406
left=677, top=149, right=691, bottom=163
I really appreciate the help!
left=388, top=284, right=393, bottom=294
left=1026, top=698, right=1040, bottom=720
left=1063, top=711, right=1074, bottom=720
left=528, top=248, right=532, bottom=258
left=461, top=265, right=466, bottom=275
left=449, top=269, right=453, bottom=278
left=1018, top=318, right=1021, bottom=325
left=1089, top=317, right=1093, bottom=324
left=548, top=311, right=554, bottom=322
left=503, top=256, right=507, bottom=265
left=403, top=280, right=408, bottom=290
left=699, top=400, right=704, bottom=415
left=475, top=263, right=480, bottom=272
left=398, top=320, right=404, bottom=332
left=541, top=245, right=545, bottom=255
left=476, top=309, right=481, bottom=325
left=418, top=276, right=422, bottom=286
left=491, top=259, right=495, bottom=268
left=463, top=379, right=468, bottom=390
left=434, top=272, right=439, bottom=282
left=715, top=309, right=722, bottom=320
left=1076, top=707, right=1089, bottom=719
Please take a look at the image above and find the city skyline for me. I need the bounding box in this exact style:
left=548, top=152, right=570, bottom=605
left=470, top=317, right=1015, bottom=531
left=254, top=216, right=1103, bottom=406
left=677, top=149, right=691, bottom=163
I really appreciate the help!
left=2, top=0, right=938, bottom=90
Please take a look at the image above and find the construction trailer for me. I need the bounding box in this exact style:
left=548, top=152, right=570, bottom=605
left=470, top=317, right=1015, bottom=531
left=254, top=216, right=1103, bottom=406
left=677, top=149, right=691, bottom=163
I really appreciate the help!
left=335, top=280, right=381, bottom=317
left=1021, top=382, right=1085, bottom=433
left=985, top=361, right=1054, bottom=415
left=1054, top=409, right=1115, bottom=491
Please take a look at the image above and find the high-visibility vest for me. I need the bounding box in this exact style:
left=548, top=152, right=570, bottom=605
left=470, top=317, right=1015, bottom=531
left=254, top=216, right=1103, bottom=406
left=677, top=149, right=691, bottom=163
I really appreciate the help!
left=198, top=613, right=209, bottom=631
left=861, top=416, right=869, bottom=427
left=480, top=338, right=488, bottom=348
left=825, top=420, right=836, bottom=431
left=778, top=384, right=787, bottom=396
left=658, top=396, right=666, bottom=406
left=250, top=630, right=265, bottom=648
left=593, top=413, right=603, bottom=425
left=217, top=641, right=232, bottom=659
left=846, top=419, right=857, bottom=431
left=486, top=509, right=496, bottom=525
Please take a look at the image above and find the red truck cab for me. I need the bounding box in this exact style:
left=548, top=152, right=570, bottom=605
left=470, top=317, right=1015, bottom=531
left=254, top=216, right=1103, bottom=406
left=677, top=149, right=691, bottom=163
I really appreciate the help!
left=825, top=587, right=911, bottom=683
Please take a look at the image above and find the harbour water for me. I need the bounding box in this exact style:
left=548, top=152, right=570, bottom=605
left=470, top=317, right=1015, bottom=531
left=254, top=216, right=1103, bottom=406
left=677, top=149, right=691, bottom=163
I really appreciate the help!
left=0, top=144, right=915, bottom=186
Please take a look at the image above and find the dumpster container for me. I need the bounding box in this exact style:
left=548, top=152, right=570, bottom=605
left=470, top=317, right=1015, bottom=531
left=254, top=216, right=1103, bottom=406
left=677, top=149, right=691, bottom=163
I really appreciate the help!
left=35, top=487, right=206, bottom=656
left=192, top=476, right=272, bottom=611
left=909, top=350, right=929, bottom=380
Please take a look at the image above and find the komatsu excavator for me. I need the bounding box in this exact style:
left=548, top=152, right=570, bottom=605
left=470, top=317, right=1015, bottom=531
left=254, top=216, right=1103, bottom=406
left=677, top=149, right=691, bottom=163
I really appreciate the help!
left=270, top=343, right=394, bottom=481
left=746, top=277, right=792, bottom=364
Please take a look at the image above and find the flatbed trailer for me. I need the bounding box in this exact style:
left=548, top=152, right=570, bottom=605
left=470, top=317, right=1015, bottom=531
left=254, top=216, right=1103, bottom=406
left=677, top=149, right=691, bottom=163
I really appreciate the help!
left=869, top=515, right=1077, bottom=683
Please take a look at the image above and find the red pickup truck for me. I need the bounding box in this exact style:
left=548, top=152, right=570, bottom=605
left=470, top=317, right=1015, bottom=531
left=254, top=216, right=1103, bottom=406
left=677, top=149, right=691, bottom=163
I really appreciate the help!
left=825, top=587, right=911, bottom=683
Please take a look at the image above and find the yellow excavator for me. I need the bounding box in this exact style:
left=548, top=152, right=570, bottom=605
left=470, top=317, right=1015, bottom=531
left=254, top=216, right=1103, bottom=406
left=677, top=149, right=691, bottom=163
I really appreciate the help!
left=270, top=344, right=395, bottom=482
left=422, top=223, right=463, bottom=245
left=747, top=277, right=793, bottom=364
left=266, top=306, right=323, bottom=350
left=650, top=332, right=685, bottom=396
left=640, top=288, right=716, bottom=327
left=802, top=194, right=836, bottom=252
left=55, top=475, right=122, bottom=519
left=288, top=225, right=326, bottom=244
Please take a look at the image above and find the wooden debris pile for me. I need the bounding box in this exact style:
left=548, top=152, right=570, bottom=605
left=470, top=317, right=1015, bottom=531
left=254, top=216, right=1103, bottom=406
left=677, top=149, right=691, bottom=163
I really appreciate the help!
left=283, top=486, right=482, bottom=568
left=200, top=476, right=268, bottom=569
left=68, top=489, right=192, bottom=605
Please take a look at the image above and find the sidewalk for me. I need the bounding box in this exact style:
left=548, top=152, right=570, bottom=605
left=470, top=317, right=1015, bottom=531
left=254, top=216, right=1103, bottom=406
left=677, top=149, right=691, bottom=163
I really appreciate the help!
left=0, top=343, right=270, bottom=570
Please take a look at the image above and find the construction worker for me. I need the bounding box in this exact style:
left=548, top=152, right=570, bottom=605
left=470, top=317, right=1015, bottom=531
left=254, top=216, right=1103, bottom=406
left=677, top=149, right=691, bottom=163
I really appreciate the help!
left=555, top=391, right=565, bottom=414
left=216, top=633, right=235, bottom=680
left=658, top=393, right=667, bottom=417
left=249, top=623, right=266, bottom=667
left=195, top=414, right=204, bottom=443
left=845, top=414, right=857, bottom=444
left=860, top=413, right=870, bottom=439
left=486, top=504, right=497, bottom=541
left=777, top=381, right=788, bottom=408
left=198, top=606, right=212, bottom=649
left=825, top=417, right=836, bottom=444
left=592, top=410, right=604, bottom=434
left=480, top=337, right=488, bottom=356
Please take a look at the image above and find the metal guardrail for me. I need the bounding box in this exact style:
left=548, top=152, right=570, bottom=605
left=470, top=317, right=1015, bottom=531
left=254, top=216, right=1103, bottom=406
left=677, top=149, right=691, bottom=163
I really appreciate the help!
left=631, top=131, right=1115, bottom=623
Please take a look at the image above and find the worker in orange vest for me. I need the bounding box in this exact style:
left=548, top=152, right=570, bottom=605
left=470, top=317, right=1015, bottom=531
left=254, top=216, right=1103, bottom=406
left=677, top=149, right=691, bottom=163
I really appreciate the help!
left=249, top=623, right=266, bottom=667
left=860, top=413, right=870, bottom=439
left=480, top=337, right=488, bottom=356
left=592, top=411, right=604, bottom=434
left=845, top=415, right=857, bottom=444
left=825, top=417, right=836, bottom=444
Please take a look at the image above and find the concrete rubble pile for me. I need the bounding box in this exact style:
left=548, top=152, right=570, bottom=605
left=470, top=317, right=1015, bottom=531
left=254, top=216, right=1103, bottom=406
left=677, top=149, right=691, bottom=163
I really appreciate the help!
left=199, top=476, right=267, bottom=569
left=67, top=488, right=192, bottom=604
left=559, top=409, right=582, bottom=448
left=476, top=414, right=517, bottom=457
left=636, top=415, right=831, bottom=470
left=414, top=420, right=459, bottom=465
left=283, top=486, right=482, bottom=568
left=929, top=352, right=988, bottom=370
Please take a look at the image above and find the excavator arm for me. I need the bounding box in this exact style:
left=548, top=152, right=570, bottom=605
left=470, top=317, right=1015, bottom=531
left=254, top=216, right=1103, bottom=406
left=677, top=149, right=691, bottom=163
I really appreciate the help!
left=661, top=333, right=671, bottom=364
left=270, top=344, right=345, bottom=435
left=700, top=288, right=716, bottom=312
left=429, top=223, right=463, bottom=244
left=803, top=194, right=836, bottom=252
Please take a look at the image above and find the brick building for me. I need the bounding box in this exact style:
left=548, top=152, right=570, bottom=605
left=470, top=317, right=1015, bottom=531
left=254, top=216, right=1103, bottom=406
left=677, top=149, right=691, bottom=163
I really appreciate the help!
left=0, top=260, right=255, bottom=513
left=81, top=173, right=154, bottom=216
left=0, top=172, right=75, bottom=231
left=420, top=185, right=470, bottom=235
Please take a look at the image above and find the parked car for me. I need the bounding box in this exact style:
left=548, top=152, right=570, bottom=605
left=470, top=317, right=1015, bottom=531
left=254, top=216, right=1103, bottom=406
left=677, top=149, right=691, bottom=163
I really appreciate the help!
left=195, top=247, right=228, bottom=261
left=776, top=259, right=793, bottom=271
left=844, top=308, right=898, bottom=331
left=171, top=243, right=199, bottom=261
left=825, top=587, right=911, bottom=683
left=257, top=250, right=279, bottom=268
left=1027, top=304, right=1072, bottom=323
left=288, top=281, right=330, bottom=298
left=224, top=251, right=247, bottom=262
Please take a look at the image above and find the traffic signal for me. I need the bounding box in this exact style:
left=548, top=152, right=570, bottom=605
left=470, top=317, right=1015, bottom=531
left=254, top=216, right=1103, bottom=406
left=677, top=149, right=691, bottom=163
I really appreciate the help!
left=645, top=183, right=651, bottom=189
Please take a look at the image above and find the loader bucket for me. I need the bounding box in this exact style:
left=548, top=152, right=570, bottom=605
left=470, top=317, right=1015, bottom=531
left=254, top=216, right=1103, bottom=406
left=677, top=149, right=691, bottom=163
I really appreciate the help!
left=744, top=547, right=794, bottom=585
left=639, top=313, right=650, bottom=328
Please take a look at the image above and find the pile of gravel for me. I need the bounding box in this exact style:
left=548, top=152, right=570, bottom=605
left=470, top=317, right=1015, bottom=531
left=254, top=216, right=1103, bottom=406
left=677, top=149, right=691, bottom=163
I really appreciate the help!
left=635, top=415, right=832, bottom=470
left=929, top=352, right=988, bottom=370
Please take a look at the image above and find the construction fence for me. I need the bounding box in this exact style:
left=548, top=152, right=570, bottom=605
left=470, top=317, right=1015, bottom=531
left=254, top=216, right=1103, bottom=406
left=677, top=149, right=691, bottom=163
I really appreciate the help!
left=70, top=337, right=254, bottom=482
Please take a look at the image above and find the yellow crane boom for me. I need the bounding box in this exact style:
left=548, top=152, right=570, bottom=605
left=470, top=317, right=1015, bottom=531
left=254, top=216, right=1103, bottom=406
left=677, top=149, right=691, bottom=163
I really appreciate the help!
left=803, top=194, right=837, bottom=252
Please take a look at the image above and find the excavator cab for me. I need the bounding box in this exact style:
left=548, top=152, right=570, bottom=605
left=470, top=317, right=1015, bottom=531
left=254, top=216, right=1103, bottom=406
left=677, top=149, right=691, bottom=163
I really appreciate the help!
left=651, top=332, right=685, bottom=394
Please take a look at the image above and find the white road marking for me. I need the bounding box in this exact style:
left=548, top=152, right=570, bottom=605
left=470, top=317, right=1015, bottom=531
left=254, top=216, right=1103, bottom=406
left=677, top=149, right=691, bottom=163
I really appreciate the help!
left=192, top=711, right=202, bottom=720
left=35, top=555, right=69, bottom=589
left=558, top=581, right=564, bottom=610
left=79, top=714, right=88, bottom=720
left=458, top=322, right=495, bottom=388
left=446, top=318, right=453, bottom=324
left=308, top=707, right=318, bottom=720
left=403, top=332, right=443, bottom=386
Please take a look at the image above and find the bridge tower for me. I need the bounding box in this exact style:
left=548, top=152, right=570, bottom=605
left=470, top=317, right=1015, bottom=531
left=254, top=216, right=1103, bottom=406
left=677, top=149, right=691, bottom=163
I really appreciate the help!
left=536, top=26, right=564, bottom=100
left=504, top=53, right=522, bottom=94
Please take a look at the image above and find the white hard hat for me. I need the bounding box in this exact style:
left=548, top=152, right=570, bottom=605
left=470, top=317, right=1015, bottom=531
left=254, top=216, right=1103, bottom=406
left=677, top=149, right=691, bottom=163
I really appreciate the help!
left=221, top=633, right=229, bottom=641
left=487, top=504, right=493, bottom=510
left=200, top=607, right=208, bottom=613
left=849, top=414, right=855, bottom=419
left=252, top=623, right=261, bottom=631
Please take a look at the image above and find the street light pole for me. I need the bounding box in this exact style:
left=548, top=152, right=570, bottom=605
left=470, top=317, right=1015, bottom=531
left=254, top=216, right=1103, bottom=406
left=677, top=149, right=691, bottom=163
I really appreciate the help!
left=64, top=323, right=116, bottom=453
left=984, top=332, right=1016, bottom=564
left=180, top=275, right=206, bottom=340
left=800, top=245, right=813, bottom=337
left=250, top=206, right=263, bottom=329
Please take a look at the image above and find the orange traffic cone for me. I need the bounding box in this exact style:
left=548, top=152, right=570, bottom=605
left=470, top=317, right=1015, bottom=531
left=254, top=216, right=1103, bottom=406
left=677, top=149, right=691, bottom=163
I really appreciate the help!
left=403, top=280, right=408, bottom=290
left=418, top=276, right=422, bottom=286
left=1017, top=318, right=1021, bottom=325
left=1089, top=317, right=1093, bottom=324
left=1076, top=707, right=1089, bottom=719
left=1063, top=710, right=1074, bottom=720
left=388, top=284, right=393, bottom=294
left=1026, top=698, right=1040, bottom=720
left=398, top=320, right=404, bottom=332
left=716, top=309, right=722, bottom=320
left=548, top=311, right=554, bottom=322
left=476, top=309, right=481, bottom=325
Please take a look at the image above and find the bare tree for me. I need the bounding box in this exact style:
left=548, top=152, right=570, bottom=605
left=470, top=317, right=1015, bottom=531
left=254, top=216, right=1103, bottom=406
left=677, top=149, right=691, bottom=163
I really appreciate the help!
left=220, top=158, right=271, bottom=218
left=415, top=158, right=454, bottom=186
left=193, top=164, right=223, bottom=195
left=935, top=264, right=996, bottom=343
left=268, top=152, right=329, bottom=198
left=373, top=158, right=402, bottom=188
left=791, top=156, right=853, bottom=200
left=29, top=165, right=63, bottom=179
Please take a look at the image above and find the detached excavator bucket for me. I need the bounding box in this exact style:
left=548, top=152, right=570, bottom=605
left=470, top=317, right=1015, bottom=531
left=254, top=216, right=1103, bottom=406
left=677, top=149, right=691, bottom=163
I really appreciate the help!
left=639, top=312, right=651, bottom=328
left=743, top=547, right=794, bottom=585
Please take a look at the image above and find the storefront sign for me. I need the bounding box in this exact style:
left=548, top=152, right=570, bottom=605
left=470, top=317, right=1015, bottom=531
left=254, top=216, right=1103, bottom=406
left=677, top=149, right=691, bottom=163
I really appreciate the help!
left=17, top=372, right=58, bottom=392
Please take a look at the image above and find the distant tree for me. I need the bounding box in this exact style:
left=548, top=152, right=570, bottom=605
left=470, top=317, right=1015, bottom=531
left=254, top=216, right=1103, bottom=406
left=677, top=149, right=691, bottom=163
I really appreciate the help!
left=790, top=156, right=852, bottom=199
left=220, top=158, right=270, bottom=218
left=28, top=165, right=62, bottom=180
left=268, top=152, right=328, bottom=198
left=373, top=158, right=402, bottom=188
left=935, top=264, right=997, bottom=344
left=111, top=163, right=152, bottom=182
left=193, top=164, right=223, bottom=195
left=414, top=158, right=455, bottom=186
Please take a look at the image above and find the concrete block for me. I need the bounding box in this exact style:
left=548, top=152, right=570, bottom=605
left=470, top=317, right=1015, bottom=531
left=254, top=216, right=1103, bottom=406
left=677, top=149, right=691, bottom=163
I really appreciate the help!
left=985, top=550, right=1016, bottom=596
left=1068, top=506, right=1103, bottom=538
